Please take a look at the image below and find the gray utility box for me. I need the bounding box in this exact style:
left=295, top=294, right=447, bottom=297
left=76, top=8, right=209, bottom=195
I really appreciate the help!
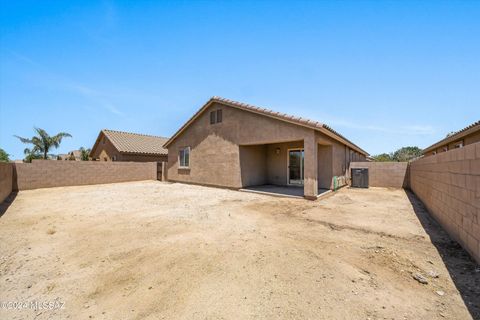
left=351, top=168, right=369, bottom=188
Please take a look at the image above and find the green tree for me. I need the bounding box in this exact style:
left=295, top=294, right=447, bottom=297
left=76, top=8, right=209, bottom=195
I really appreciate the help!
left=15, top=127, right=72, bottom=161
left=446, top=131, right=456, bottom=138
left=391, top=146, right=422, bottom=162
left=79, top=147, right=91, bottom=161
left=372, top=153, right=393, bottom=162
left=0, top=148, right=10, bottom=162
left=23, top=148, right=43, bottom=163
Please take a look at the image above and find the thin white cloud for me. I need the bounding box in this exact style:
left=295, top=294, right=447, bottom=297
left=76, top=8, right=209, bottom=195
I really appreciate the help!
left=66, top=84, right=124, bottom=116
left=10, top=52, right=125, bottom=117
left=325, top=119, right=435, bottom=135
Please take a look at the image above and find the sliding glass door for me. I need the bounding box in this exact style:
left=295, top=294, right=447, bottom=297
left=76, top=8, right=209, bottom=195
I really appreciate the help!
left=288, top=149, right=304, bottom=185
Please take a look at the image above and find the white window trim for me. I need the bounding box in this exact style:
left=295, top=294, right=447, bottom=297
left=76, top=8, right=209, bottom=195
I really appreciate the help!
left=179, top=146, right=191, bottom=169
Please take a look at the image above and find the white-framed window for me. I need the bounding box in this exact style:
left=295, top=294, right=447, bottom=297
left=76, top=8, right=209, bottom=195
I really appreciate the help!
left=112, top=155, right=117, bottom=161
left=179, top=147, right=190, bottom=168
left=454, top=141, right=463, bottom=149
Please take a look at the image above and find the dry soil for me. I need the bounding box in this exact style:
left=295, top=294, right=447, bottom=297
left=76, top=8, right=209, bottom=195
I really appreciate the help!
left=0, top=181, right=479, bottom=320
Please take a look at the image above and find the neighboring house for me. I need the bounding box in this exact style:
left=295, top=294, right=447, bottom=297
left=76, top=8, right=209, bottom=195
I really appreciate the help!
left=57, top=150, right=82, bottom=161
left=68, top=150, right=82, bottom=161
left=90, top=129, right=168, bottom=162
left=56, top=154, right=69, bottom=161
left=163, top=97, right=368, bottom=199
left=423, top=120, right=480, bottom=156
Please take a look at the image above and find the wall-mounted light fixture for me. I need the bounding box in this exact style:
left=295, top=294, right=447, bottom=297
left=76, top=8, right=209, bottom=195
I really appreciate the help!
left=275, top=148, right=281, bottom=155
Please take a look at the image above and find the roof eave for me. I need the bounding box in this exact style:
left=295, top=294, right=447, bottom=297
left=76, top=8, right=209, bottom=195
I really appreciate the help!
left=118, top=151, right=168, bottom=156
left=163, top=98, right=369, bottom=156
left=423, top=123, right=480, bottom=153
left=89, top=130, right=108, bottom=158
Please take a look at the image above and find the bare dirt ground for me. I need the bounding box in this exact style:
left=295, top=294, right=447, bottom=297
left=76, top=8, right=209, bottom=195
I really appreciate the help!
left=0, top=181, right=479, bottom=320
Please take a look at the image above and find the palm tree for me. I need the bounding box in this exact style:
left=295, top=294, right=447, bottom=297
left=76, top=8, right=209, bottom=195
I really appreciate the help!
left=23, top=147, right=42, bottom=163
left=79, top=147, right=91, bottom=161
left=15, top=128, right=72, bottom=161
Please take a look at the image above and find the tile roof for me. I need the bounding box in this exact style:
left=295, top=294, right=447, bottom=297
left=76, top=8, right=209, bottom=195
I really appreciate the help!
left=164, top=96, right=369, bottom=155
left=423, top=120, right=480, bottom=153
left=69, top=150, right=82, bottom=159
left=101, top=129, right=169, bottom=155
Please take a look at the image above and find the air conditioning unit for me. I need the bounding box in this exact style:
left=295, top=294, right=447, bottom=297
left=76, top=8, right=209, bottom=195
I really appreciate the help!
left=351, top=168, right=369, bottom=188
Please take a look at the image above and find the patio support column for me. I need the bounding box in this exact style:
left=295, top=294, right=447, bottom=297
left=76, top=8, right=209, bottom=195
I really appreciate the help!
left=304, top=132, right=318, bottom=200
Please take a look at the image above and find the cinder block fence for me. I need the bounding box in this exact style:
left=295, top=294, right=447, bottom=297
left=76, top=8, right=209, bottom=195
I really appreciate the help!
left=349, top=143, right=479, bottom=264
left=12, top=160, right=159, bottom=191
left=0, top=162, right=13, bottom=203
left=409, top=143, right=480, bottom=264
left=349, top=162, right=409, bottom=188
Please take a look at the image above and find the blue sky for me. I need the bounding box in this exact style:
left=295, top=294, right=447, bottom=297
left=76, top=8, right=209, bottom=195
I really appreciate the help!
left=1, top=0, right=479, bottom=159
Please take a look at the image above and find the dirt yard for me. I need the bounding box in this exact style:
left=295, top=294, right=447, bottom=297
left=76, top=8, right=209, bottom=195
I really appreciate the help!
left=0, top=181, right=479, bottom=320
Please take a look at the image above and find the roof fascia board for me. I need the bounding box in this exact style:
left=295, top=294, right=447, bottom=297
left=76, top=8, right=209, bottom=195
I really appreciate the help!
left=163, top=98, right=368, bottom=155
left=423, top=124, right=480, bottom=153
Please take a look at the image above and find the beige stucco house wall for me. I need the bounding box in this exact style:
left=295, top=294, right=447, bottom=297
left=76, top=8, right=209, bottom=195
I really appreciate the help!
left=164, top=97, right=367, bottom=199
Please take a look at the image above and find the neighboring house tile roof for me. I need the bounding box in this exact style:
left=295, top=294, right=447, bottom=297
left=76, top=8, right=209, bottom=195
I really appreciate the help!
left=68, top=150, right=82, bottom=160
left=93, top=129, right=169, bottom=156
left=423, top=120, right=480, bottom=154
left=164, top=96, right=369, bottom=155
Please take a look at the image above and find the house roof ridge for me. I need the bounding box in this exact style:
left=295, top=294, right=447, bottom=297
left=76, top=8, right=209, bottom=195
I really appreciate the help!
left=102, top=129, right=168, bottom=140
left=164, top=96, right=368, bottom=155
left=208, top=96, right=366, bottom=154
left=423, top=120, right=480, bottom=153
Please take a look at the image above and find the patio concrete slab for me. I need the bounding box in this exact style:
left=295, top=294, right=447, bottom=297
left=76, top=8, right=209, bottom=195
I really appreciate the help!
left=240, top=184, right=331, bottom=198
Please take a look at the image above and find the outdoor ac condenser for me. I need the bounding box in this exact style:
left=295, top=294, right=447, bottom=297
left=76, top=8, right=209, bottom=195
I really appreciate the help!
left=351, top=168, right=369, bottom=188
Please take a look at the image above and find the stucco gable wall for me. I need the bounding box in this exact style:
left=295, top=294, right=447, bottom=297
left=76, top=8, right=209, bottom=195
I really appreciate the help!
left=167, top=103, right=319, bottom=188
left=166, top=102, right=357, bottom=189
left=91, top=133, right=119, bottom=161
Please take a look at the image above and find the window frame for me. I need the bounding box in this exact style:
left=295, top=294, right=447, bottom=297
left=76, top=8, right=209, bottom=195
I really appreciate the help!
left=179, top=146, right=191, bottom=169
left=209, top=109, right=223, bottom=125
left=210, top=111, right=216, bottom=124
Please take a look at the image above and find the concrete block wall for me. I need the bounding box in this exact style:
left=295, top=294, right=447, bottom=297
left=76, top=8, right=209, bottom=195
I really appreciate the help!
left=350, top=162, right=409, bottom=188
left=13, top=160, right=157, bottom=191
left=410, top=142, right=480, bottom=264
left=0, top=162, right=13, bottom=203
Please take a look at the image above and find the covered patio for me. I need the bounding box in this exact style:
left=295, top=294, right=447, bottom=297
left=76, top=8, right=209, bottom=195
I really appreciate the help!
left=240, top=184, right=331, bottom=199
left=239, top=135, right=333, bottom=199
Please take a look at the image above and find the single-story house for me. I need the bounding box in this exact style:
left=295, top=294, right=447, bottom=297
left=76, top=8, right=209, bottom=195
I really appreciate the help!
left=57, top=150, right=82, bottom=161
left=90, top=129, right=168, bottom=162
left=423, top=120, right=480, bottom=156
left=163, top=97, right=368, bottom=199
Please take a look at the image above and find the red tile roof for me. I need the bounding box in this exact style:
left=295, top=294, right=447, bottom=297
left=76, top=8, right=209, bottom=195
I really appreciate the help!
left=164, top=96, right=368, bottom=155
left=94, top=129, right=168, bottom=156
left=423, top=120, right=480, bottom=153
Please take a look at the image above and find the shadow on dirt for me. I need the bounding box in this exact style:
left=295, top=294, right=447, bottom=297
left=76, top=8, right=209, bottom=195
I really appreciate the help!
left=0, top=192, right=17, bottom=218
left=406, top=190, right=480, bottom=320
